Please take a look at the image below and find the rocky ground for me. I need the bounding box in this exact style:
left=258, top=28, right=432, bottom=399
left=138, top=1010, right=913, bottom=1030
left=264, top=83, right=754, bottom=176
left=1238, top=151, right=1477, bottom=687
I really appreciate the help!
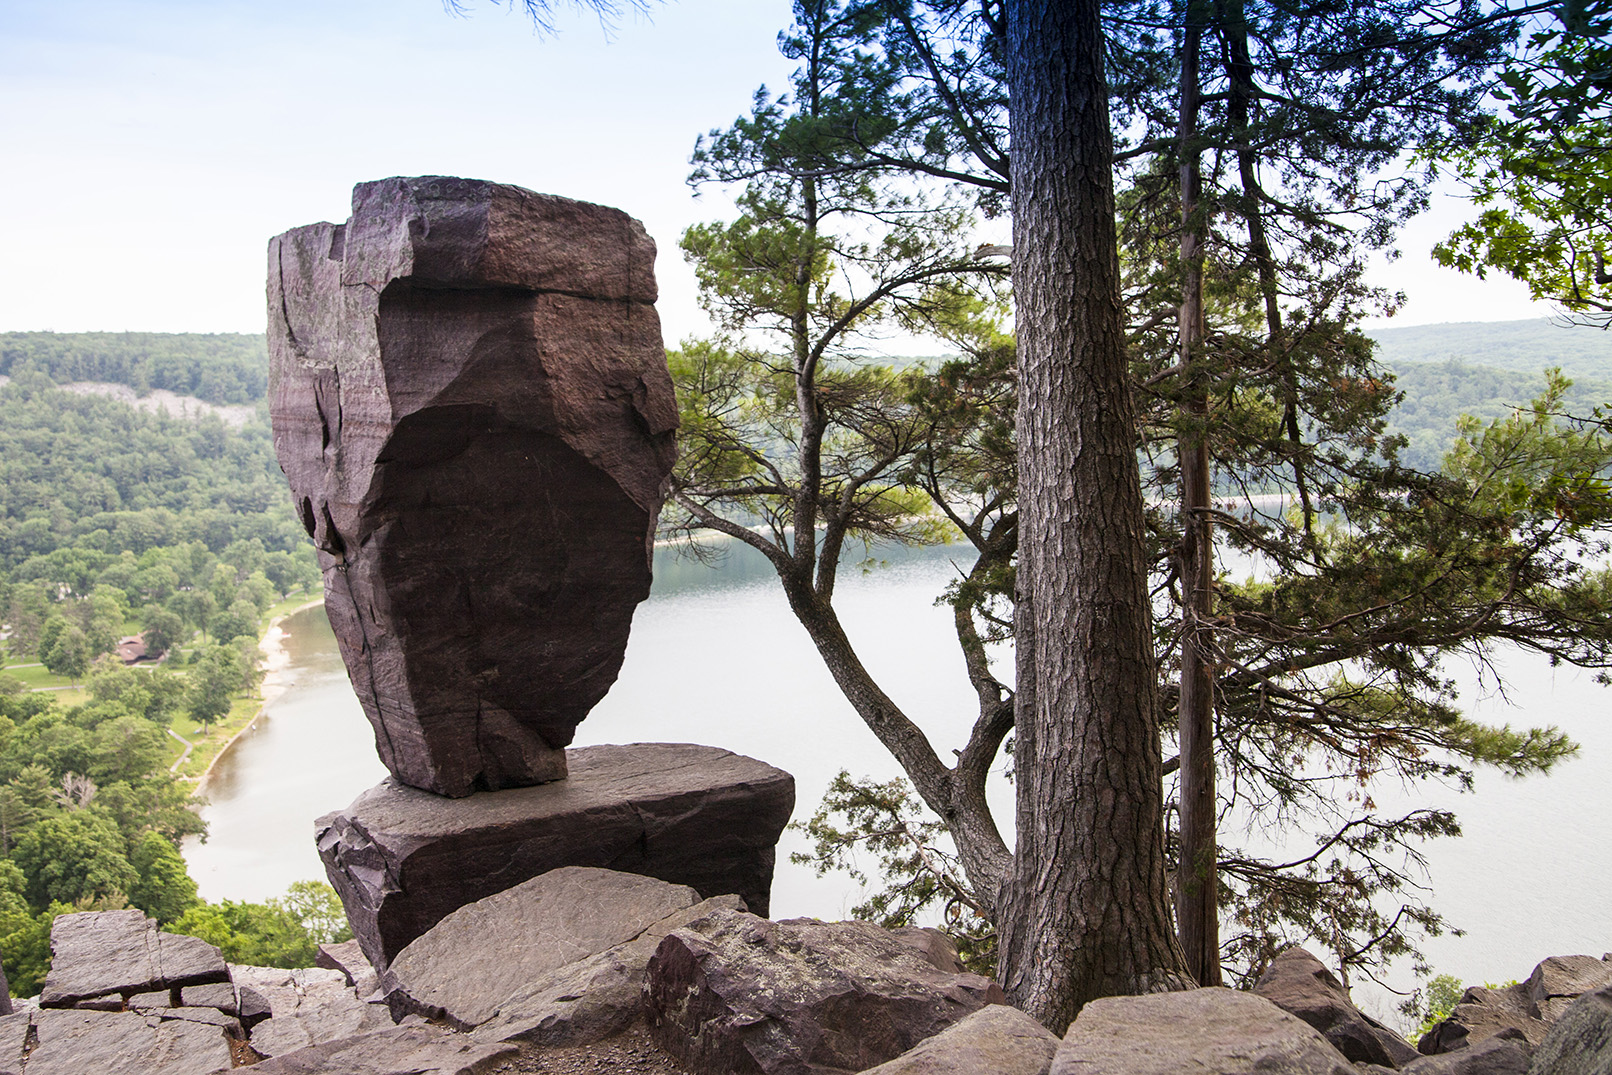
left=489, top=1027, right=686, bottom=1075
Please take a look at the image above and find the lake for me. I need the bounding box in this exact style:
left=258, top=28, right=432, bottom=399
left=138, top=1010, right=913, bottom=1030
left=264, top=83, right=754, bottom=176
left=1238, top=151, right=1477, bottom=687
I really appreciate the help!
left=183, top=539, right=1609, bottom=1021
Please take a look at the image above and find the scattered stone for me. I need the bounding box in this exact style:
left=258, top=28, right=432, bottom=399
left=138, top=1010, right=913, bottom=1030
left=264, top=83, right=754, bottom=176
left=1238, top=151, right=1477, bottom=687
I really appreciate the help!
left=156, top=1005, right=245, bottom=1034
left=387, top=867, right=700, bottom=1029
left=214, top=1024, right=519, bottom=1075
left=1051, top=987, right=1356, bottom=1075
left=318, top=939, right=380, bottom=997
left=1419, top=1002, right=1551, bottom=1054
left=855, top=1003, right=1059, bottom=1075
left=1460, top=984, right=1534, bottom=1017
left=0, top=1012, right=28, bottom=1073
left=22, top=1007, right=232, bottom=1075
left=1253, top=947, right=1420, bottom=1067
left=472, top=894, right=746, bottom=1048
left=1526, top=984, right=1612, bottom=1075
left=129, top=988, right=175, bottom=1009
left=239, top=983, right=274, bottom=1027
left=644, top=909, right=1005, bottom=1075
left=1523, top=955, right=1612, bottom=1022
left=1374, top=1033, right=1532, bottom=1074
left=268, top=175, right=677, bottom=798
left=39, top=910, right=228, bottom=1008
left=181, top=981, right=239, bottom=1014
left=233, top=965, right=394, bottom=1058
left=318, top=742, right=794, bottom=970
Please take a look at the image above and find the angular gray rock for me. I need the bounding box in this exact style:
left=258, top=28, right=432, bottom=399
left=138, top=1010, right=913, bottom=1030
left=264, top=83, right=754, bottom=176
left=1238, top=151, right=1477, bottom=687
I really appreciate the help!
left=471, top=893, right=747, bottom=1047
left=210, top=1024, right=519, bottom=1075
left=0, top=1012, right=28, bottom=1075
left=643, top=910, right=1006, bottom=1075
left=385, top=866, right=701, bottom=1028
left=232, top=965, right=394, bottom=1058
left=1253, top=947, right=1420, bottom=1067
left=1359, top=1033, right=1532, bottom=1075
left=267, top=175, right=677, bottom=797
left=180, top=981, right=239, bottom=1014
left=39, top=909, right=228, bottom=1008
left=318, top=742, right=794, bottom=970
left=1420, top=1002, right=1551, bottom=1054
left=1526, top=984, right=1612, bottom=1075
left=855, top=1004, right=1059, bottom=1075
left=1050, top=988, right=1357, bottom=1075
left=1523, top=954, right=1612, bottom=1022
left=21, top=1007, right=233, bottom=1075
left=318, top=939, right=381, bottom=999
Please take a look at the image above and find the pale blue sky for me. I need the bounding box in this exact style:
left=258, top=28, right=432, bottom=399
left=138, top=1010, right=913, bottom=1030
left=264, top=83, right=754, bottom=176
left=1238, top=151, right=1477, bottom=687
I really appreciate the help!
left=0, top=0, right=1551, bottom=341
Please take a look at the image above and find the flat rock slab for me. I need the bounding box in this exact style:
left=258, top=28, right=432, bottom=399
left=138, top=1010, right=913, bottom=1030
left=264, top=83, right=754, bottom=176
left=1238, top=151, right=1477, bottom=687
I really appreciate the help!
left=644, top=910, right=1006, bottom=1075
left=472, top=893, right=746, bottom=1048
left=318, top=742, right=794, bottom=970
left=212, top=1024, right=518, bottom=1075
left=19, top=1007, right=233, bottom=1075
left=856, top=1004, right=1059, bottom=1075
left=232, top=965, right=394, bottom=1057
left=1051, top=988, right=1356, bottom=1075
left=1253, top=947, right=1419, bottom=1066
left=386, top=866, right=700, bottom=1029
left=39, top=910, right=228, bottom=1008
left=268, top=175, right=677, bottom=797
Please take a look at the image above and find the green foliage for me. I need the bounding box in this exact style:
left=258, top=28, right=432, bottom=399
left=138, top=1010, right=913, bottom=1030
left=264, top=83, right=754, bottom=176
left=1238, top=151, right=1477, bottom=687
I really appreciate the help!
left=168, top=882, right=352, bottom=969
left=1435, top=1, right=1612, bottom=324
left=0, top=332, right=268, bottom=404
left=12, top=812, right=138, bottom=909
left=184, top=642, right=259, bottom=727
left=791, top=772, right=995, bottom=974
left=1414, top=973, right=1466, bottom=1037
left=127, top=831, right=199, bottom=926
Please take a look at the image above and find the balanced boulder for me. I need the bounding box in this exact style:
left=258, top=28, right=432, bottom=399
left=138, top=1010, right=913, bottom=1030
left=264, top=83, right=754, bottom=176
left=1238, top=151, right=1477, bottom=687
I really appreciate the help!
left=267, top=175, right=677, bottom=797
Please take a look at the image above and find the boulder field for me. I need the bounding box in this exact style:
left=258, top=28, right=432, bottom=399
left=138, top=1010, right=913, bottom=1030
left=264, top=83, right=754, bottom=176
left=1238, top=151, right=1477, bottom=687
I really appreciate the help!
left=5, top=888, right=1606, bottom=1075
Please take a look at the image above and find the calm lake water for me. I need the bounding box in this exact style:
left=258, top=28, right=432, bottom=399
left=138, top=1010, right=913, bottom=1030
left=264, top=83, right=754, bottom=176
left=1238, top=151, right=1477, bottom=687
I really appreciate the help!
left=183, top=540, right=1609, bottom=1021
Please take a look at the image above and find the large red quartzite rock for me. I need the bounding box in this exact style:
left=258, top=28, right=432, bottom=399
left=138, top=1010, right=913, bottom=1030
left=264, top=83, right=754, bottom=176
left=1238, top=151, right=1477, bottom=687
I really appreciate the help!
left=267, top=176, right=677, bottom=797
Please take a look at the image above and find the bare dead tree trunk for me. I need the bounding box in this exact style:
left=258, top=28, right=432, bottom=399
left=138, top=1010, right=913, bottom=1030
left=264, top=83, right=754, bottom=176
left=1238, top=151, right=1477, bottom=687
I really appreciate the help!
left=1174, top=0, right=1223, bottom=988
left=997, top=0, right=1194, bottom=1030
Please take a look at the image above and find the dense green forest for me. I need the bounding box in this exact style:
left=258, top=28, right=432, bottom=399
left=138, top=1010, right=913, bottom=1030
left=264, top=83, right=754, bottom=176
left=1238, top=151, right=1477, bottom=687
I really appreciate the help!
left=0, top=339, right=336, bottom=995
left=0, top=332, right=267, bottom=405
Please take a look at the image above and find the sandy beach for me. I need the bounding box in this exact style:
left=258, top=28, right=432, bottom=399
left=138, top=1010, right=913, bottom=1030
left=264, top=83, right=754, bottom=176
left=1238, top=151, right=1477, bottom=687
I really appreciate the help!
left=194, top=595, right=326, bottom=795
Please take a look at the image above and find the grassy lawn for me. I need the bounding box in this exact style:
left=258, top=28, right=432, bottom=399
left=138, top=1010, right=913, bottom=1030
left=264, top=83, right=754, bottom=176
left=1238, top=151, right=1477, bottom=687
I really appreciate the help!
left=8, top=586, right=323, bottom=777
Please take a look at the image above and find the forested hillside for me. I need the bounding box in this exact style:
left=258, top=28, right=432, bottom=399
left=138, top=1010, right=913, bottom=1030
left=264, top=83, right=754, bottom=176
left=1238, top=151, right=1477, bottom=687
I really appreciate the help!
left=1369, top=317, right=1612, bottom=378
left=0, top=333, right=267, bottom=405
left=0, top=339, right=335, bottom=995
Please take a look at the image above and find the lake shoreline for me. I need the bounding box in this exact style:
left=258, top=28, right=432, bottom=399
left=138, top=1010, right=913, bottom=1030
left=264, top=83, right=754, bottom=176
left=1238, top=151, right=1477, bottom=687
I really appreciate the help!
left=194, top=595, right=326, bottom=796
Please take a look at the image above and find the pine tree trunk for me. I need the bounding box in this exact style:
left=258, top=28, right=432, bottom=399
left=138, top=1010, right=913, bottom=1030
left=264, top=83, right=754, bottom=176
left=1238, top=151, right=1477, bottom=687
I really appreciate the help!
left=1174, top=1, right=1222, bottom=988
left=997, top=0, right=1194, bottom=1031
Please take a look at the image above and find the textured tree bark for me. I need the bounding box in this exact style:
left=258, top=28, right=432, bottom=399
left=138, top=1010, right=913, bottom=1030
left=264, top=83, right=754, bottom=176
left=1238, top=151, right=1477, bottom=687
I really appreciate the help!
left=998, top=0, right=1194, bottom=1030
left=1174, top=1, right=1223, bottom=988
